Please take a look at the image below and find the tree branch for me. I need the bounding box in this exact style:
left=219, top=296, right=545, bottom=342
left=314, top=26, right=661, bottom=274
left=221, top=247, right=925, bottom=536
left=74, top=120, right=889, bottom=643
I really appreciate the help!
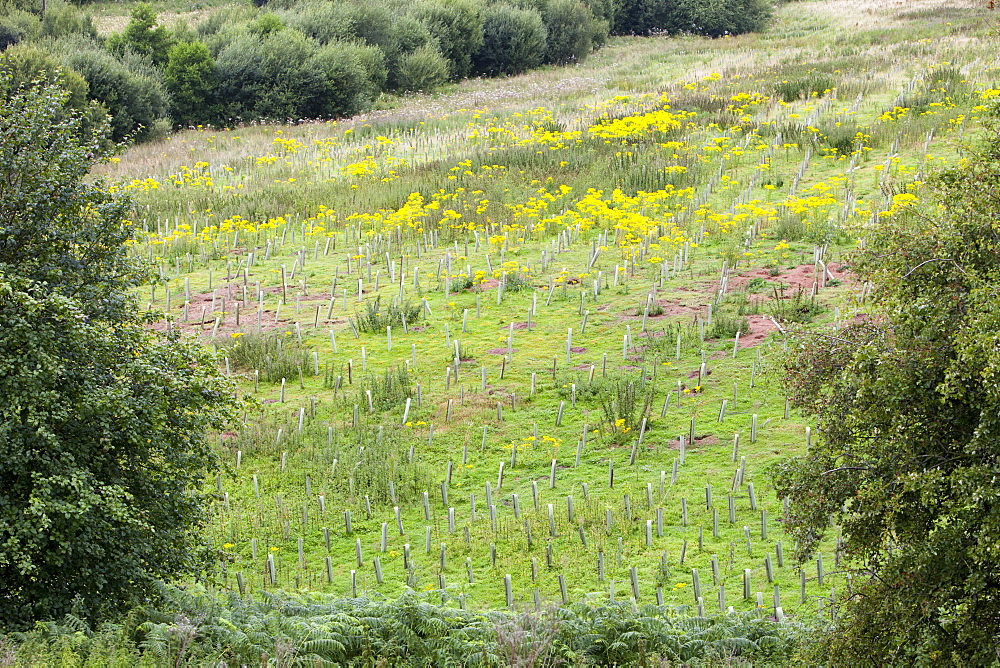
left=821, top=466, right=870, bottom=476
left=902, top=258, right=966, bottom=278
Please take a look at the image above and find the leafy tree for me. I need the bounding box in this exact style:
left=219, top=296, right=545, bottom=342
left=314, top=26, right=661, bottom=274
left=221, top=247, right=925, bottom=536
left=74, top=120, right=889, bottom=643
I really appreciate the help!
left=409, top=0, right=484, bottom=80
left=164, top=40, right=218, bottom=127
left=775, top=129, right=1000, bottom=664
left=106, top=2, right=174, bottom=66
left=0, top=75, right=237, bottom=629
left=472, top=3, right=546, bottom=76
left=539, top=0, right=597, bottom=64
left=214, top=29, right=329, bottom=122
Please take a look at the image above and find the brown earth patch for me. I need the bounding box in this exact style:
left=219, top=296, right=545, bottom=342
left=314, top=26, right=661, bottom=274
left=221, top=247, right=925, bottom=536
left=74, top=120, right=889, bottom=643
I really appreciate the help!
left=729, top=262, right=853, bottom=294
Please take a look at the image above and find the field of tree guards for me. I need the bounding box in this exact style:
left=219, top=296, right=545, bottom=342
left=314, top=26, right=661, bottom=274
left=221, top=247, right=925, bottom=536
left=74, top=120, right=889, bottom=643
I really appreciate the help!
left=2, top=0, right=1000, bottom=663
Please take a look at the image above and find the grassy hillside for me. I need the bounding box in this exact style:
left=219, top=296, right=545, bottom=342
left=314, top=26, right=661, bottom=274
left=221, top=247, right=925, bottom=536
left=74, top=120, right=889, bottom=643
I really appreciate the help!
left=96, top=0, right=993, bottom=625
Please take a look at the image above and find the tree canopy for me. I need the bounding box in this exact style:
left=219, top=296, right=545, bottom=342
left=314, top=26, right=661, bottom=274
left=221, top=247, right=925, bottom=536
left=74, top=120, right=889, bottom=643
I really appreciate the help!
left=0, top=74, right=237, bottom=629
left=776, top=128, right=1000, bottom=664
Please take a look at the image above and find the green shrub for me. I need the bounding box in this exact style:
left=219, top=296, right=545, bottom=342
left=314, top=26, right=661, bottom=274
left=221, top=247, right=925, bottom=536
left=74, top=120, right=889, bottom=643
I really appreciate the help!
left=164, top=40, right=217, bottom=127
left=396, top=43, right=449, bottom=91
left=0, top=45, right=110, bottom=143
left=335, top=4, right=435, bottom=90
left=540, top=0, right=597, bottom=64
left=767, top=284, right=823, bottom=324
left=612, top=0, right=685, bottom=36
left=106, top=3, right=173, bottom=66
left=249, top=12, right=284, bottom=35
left=598, top=377, right=653, bottom=444
left=39, top=0, right=96, bottom=40
left=310, top=40, right=387, bottom=117
left=215, top=330, right=314, bottom=383
left=0, top=10, right=39, bottom=49
left=195, top=5, right=258, bottom=38
left=706, top=310, right=748, bottom=339
left=359, top=365, right=413, bottom=410
left=409, top=0, right=484, bottom=79
left=57, top=36, right=170, bottom=142
left=1, top=43, right=83, bottom=106
left=473, top=3, right=546, bottom=76
left=281, top=0, right=353, bottom=44
left=214, top=29, right=322, bottom=121
left=686, top=0, right=772, bottom=37
left=612, top=0, right=770, bottom=36
left=354, top=297, right=423, bottom=334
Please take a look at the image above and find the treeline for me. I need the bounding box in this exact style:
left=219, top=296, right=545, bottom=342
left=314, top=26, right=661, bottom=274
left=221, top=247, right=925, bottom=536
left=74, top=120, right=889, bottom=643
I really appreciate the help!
left=3, top=585, right=805, bottom=666
left=0, top=0, right=770, bottom=141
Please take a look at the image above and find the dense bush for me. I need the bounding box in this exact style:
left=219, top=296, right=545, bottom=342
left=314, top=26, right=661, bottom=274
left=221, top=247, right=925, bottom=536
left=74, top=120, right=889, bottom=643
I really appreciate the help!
left=0, top=9, right=38, bottom=49
left=56, top=35, right=170, bottom=141
left=164, top=40, right=217, bottom=126
left=0, top=78, right=237, bottom=630
left=538, top=0, right=600, bottom=64
left=214, top=29, right=323, bottom=121
left=409, top=0, right=484, bottom=79
left=686, top=0, right=772, bottom=37
left=280, top=0, right=354, bottom=44
left=473, top=3, right=547, bottom=76
left=396, top=43, right=450, bottom=91
left=39, top=0, right=96, bottom=40
left=311, top=39, right=388, bottom=116
left=612, top=0, right=772, bottom=36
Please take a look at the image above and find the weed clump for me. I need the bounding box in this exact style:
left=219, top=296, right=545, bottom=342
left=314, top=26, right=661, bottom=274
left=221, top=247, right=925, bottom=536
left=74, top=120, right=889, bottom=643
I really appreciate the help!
left=355, top=296, right=422, bottom=334
left=217, top=330, right=313, bottom=383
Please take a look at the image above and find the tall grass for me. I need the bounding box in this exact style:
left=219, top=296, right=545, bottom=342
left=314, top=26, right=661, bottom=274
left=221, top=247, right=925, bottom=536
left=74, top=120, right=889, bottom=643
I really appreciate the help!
left=216, top=331, right=313, bottom=382
left=355, top=297, right=423, bottom=334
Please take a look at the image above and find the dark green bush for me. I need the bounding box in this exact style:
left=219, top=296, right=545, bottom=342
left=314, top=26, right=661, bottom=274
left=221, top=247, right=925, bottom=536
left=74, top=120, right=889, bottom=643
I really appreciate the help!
left=612, top=0, right=771, bottom=36
left=39, top=0, right=96, bottom=40
left=686, top=0, right=772, bottom=37
left=396, top=43, right=449, bottom=91
left=409, top=0, right=484, bottom=79
left=612, top=0, right=686, bottom=35
left=57, top=36, right=170, bottom=141
left=0, top=10, right=38, bottom=49
left=337, top=4, right=435, bottom=89
left=310, top=40, right=387, bottom=117
left=1, top=43, right=84, bottom=108
left=540, top=0, right=597, bottom=64
left=195, top=5, right=258, bottom=38
left=473, top=3, right=546, bottom=76
left=0, top=43, right=109, bottom=141
left=214, top=29, right=327, bottom=121
left=281, top=0, right=354, bottom=44
left=164, top=40, right=217, bottom=127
